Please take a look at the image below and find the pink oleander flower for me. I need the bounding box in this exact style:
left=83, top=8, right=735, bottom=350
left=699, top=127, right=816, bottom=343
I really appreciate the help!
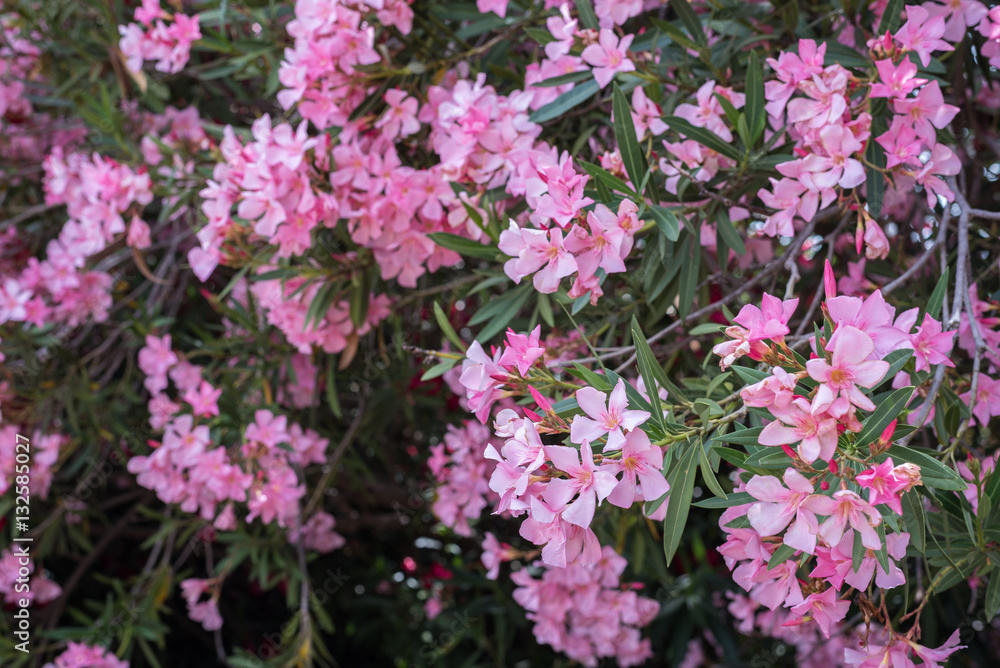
left=481, top=531, right=517, bottom=579
left=498, top=325, right=546, bottom=376
left=581, top=29, right=635, bottom=88
left=904, top=629, right=965, bottom=666
left=570, top=378, right=651, bottom=452
left=894, top=5, right=953, bottom=66
left=759, top=396, right=840, bottom=464
left=871, top=58, right=927, bottom=100
left=777, top=125, right=866, bottom=191
left=460, top=341, right=507, bottom=423
left=745, top=468, right=837, bottom=554
left=499, top=222, right=579, bottom=293
left=877, top=116, right=923, bottom=169
left=909, top=313, right=955, bottom=373
left=926, top=0, right=988, bottom=42
left=741, top=367, right=798, bottom=411
left=863, top=218, right=889, bottom=260
left=818, top=489, right=882, bottom=550
left=893, top=81, right=959, bottom=143
left=183, top=380, right=222, bottom=418
left=788, top=587, right=850, bottom=639
left=543, top=440, right=618, bottom=527
left=0, top=278, right=31, bottom=323
left=811, top=531, right=908, bottom=591
left=477, top=0, right=509, bottom=17
left=961, top=373, right=1000, bottom=426
left=595, top=0, right=643, bottom=26
left=806, top=326, right=890, bottom=413
left=605, top=428, right=669, bottom=508
left=733, top=293, right=799, bottom=345
left=855, top=457, right=922, bottom=514
left=375, top=88, right=421, bottom=139
left=43, top=642, right=129, bottom=668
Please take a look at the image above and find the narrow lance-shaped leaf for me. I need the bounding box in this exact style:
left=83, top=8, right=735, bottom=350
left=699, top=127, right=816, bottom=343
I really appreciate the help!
left=745, top=51, right=765, bottom=144
left=612, top=83, right=649, bottom=194
left=663, top=439, right=700, bottom=564
left=663, top=116, right=742, bottom=161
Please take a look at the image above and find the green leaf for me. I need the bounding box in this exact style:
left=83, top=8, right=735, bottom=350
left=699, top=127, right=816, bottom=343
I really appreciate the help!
left=649, top=206, right=681, bottom=241
left=872, top=350, right=913, bottom=391
left=538, top=292, right=555, bottom=328
left=877, top=0, right=906, bottom=34
left=926, top=267, right=950, bottom=320
left=578, top=159, right=636, bottom=196
left=612, top=83, right=649, bottom=194
left=872, top=521, right=891, bottom=574
left=574, top=0, right=599, bottom=30
left=699, top=440, right=728, bottom=500
left=716, top=446, right=749, bottom=469
left=629, top=318, right=690, bottom=403
left=474, top=286, right=532, bottom=342
left=985, top=469, right=1000, bottom=508
left=250, top=267, right=299, bottom=282
left=852, top=530, right=865, bottom=573
left=855, top=386, right=914, bottom=449
left=714, top=427, right=764, bottom=447
left=745, top=51, right=765, bottom=145
left=433, top=302, right=467, bottom=352
left=987, top=573, right=1000, bottom=622
left=865, top=116, right=888, bottom=218
left=663, top=116, right=741, bottom=161
left=529, top=79, right=600, bottom=123
left=663, top=440, right=700, bottom=564
left=649, top=17, right=700, bottom=51
left=349, top=269, right=371, bottom=328
left=533, top=70, right=594, bottom=88
left=886, top=445, right=967, bottom=491
left=768, top=543, right=798, bottom=570
left=325, top=362, right=343, bottom=420
left=694, top=491, right=753, bottom=508
left=678, top=232, right=701, bottom=320
left=304, top=281, right=339, bottom=331
left=901, top=490, right=926, bottom=553
left=671, top=0, right=706, bottom=45
left=715, top=209, right=746, bottom=255
left=744, top=449, right=793, bottom=470
left=568, top=363, right=612, bottom=391
left=427, top=232, right=498, bottom=260
left=730, top=366, right=769, bottom=386
left=631, top=316, right=668, bottom=433
left=421, top=359, right=458, bottom=381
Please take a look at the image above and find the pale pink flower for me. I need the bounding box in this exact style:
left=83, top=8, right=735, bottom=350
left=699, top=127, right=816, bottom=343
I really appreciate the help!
left=807, top=326, right=890, bottom=413
left=745, top=468, right=836, bottom=554
left=788, top=587, right=849, bottom=638
left=570, top=378, right=651, bottom=452
left=581, top=30, right=635, bottom=89
left=759, top=396, right=840, bottom=464
left=894, top=5, right=953, bottom=66
left=818, top=489, right=882, bottom=550
left=543, top=441, right=618, bottom=527
left=606, top=429, right=669, bottom=508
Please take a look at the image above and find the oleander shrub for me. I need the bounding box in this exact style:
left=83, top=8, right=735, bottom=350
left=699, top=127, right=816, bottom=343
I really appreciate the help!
left=2, top=0, right=1000, bottom=666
